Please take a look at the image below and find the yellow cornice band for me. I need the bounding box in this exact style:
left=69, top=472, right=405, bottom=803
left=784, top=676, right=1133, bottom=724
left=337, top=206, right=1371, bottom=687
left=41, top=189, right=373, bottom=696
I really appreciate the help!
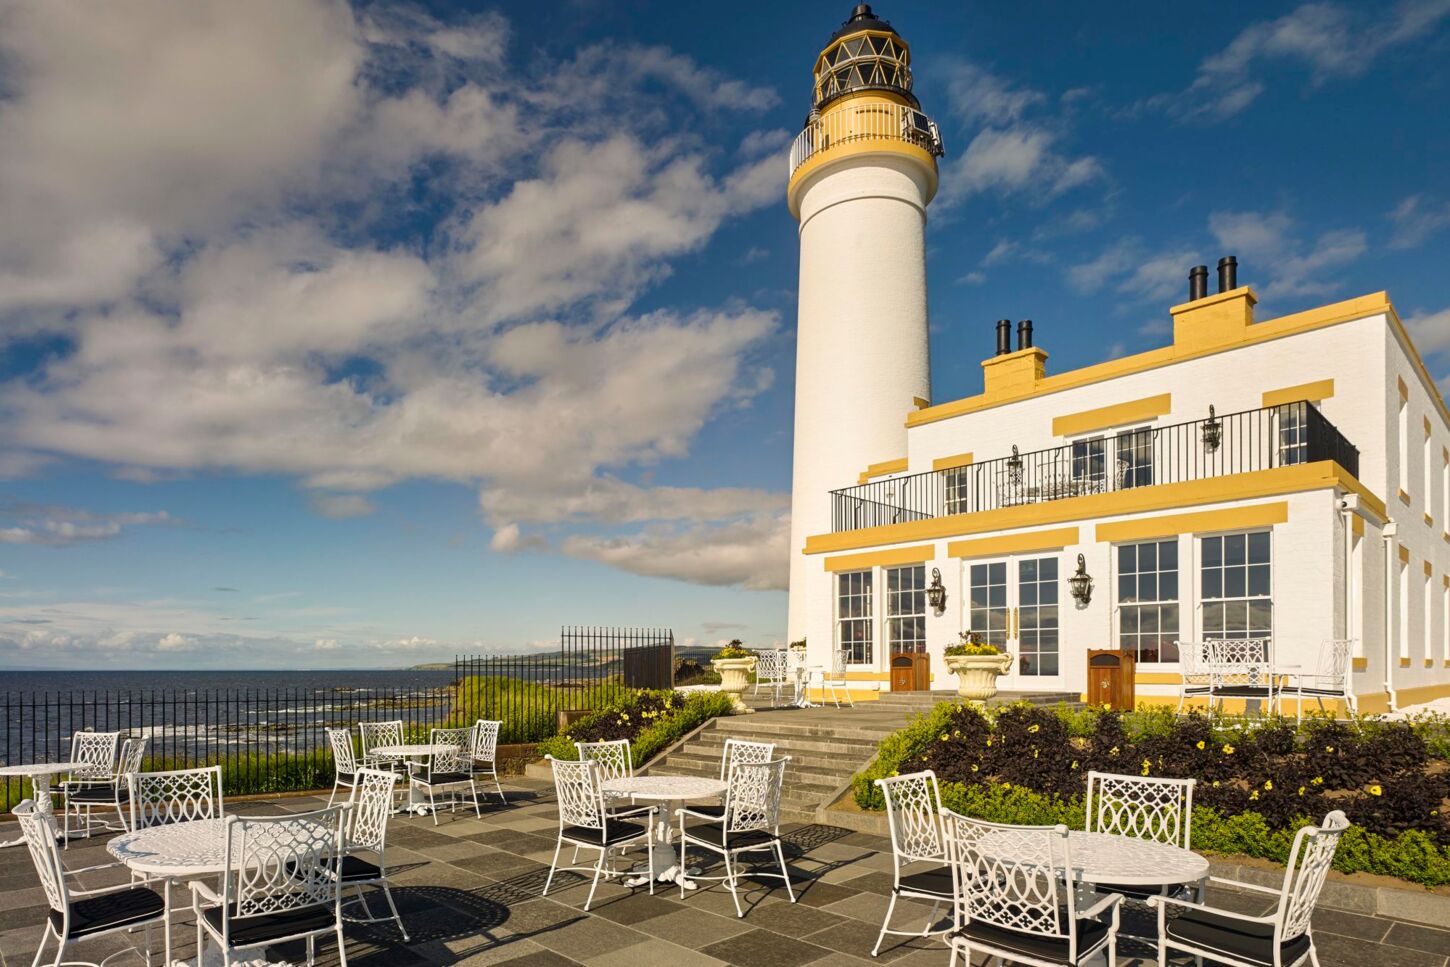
left=857, top=457, right=908, bottom=485
left=947, top=527, right=1079, bottom=560
left=1262, top=379, right=1335, bottom=408
left=1095, top=502, right=1288, bottom=544
left=823, top=543, right=935, bottom=573
left=1052, top=394, right=1172, bottom=438
left=932, top=452, right=974, bottom=472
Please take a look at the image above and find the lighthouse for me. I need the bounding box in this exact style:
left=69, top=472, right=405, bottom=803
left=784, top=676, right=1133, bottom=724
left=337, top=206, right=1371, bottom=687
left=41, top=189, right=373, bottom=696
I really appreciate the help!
left=786, top=4, right=942, bottom=642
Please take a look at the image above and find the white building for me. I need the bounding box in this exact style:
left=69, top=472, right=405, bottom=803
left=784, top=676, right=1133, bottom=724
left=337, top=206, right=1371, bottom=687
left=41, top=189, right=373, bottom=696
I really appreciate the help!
left=786, top=6, right=1450, bottom=714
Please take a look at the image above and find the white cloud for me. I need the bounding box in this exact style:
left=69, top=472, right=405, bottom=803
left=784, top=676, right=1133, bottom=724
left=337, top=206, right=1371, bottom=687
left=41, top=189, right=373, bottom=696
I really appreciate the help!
left=0, top=505, right=172, bottom=547
left=1208, top=210, right=1366, bottom=300
left=945, top=61, right=1046, bottom=127
left=1407, top=306, right=1450, bottom=358
left=309, top=494, right=377, bottom=519
left=1388, top=195, right=1450, bottom=250
left=1147, top=1, right=1450, bottom=120
left=1068, top=239, right=1199, bottom=305
left=562, top=513, right=789, bottom=591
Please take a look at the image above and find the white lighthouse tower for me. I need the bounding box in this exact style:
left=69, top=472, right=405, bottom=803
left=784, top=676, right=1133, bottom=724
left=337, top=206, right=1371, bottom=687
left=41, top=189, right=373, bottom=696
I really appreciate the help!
left=786, top=4, right=942, bottom=642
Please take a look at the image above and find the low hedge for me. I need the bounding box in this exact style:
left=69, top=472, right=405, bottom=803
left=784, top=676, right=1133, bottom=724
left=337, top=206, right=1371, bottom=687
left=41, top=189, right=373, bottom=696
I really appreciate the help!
left=536, top=689, right=735, bottom=765
left=853, top=702, right=1450, bottom=887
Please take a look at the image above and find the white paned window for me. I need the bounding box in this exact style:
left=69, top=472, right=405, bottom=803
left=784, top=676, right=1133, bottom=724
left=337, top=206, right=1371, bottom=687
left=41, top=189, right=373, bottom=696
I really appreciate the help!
left=1398, top=392, right=1409, bottom=495
left=1116, top=540, right=1180, bottom=663
left=944, top=466, right=971, bottom=515
left=885, top=564, right=927, bottom=654
left=967, top=561, right=1009, bottom=647
left=1201, top=532, right=1272, bottom=642
left=1425, top=426, right=1434, bottom=519
left=1276, top=403, right=1308, bottom=466
left=1115, top=427, right=1153, bottom=488
left=1071, top=437, right=1106, bottom=491
left=1017, top=557, right=1060, bottom=676
left=836, top=570, right=874, bottom=665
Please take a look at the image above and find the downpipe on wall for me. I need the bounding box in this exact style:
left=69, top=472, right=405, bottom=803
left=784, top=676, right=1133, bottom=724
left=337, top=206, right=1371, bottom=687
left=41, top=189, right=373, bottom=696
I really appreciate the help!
left=1380, top=516, right=1399, bottom=713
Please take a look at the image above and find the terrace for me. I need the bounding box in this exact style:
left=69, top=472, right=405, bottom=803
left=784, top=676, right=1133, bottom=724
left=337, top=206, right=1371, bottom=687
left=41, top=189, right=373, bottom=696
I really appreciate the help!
left=2, top=774, right=1444, bottom=967
left=829, top=400, right=1359, bottom=533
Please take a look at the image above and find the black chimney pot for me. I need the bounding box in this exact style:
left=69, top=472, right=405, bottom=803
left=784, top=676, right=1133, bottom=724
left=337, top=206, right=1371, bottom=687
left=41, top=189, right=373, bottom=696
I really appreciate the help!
left=1188, top=265, right=1209, bottom=301
left=1217, top=256, right=1237, bottom=293
left=995, top=319, right=1011, bottom=356
left=1017, top=319, right=1034, bottom=350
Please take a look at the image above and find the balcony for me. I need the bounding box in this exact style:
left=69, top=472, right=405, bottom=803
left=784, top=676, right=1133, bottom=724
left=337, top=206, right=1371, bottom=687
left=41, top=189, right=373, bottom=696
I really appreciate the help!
left=829, top=401, right=1360, bottom=533
left=788, top=99, right=943, bottom=179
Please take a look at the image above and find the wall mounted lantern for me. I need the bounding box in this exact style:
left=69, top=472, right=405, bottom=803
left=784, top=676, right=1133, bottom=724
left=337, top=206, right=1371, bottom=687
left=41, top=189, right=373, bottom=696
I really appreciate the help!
left=1068, top=553, right=1094, bottom=606
left=1202, top=404, right=1222, bottom=453
left=1006, top=444, right=1023, bottom=486
left=926, top=567, right=947, bottom=614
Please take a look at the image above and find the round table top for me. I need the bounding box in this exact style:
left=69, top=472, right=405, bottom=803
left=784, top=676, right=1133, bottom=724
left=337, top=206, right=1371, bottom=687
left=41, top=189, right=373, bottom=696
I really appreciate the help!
left=0, top=761, right=85, bottom=778
left=978, top=829, right=1209, bottom=888
left=601, top=775, right=727, bottom=801
left=108, top=818, right=230, bottom=877
left=370, top=743, right=454, bottom=758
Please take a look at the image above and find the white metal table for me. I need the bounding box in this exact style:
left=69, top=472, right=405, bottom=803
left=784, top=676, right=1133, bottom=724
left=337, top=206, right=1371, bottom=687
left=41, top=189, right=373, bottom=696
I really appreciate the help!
left=978, top=828, right=1210, bottom=889
left=601, top=775, right=728, bottom=890
left=369, top=743, right=457, bottom=815
left=0, top=761, right=85, bottom=847
left=109, top=817, right=230, bottom=966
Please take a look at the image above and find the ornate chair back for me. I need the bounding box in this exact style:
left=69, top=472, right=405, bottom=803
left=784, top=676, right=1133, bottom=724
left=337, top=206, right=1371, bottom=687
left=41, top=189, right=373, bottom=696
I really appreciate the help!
left=1177, top=641, right=1208, bottom=684
left=943, top=810, right=1080, bottom=957
left=326, top=727, right=358, bottom=776
left=720, top=738, right=775, bottom=781
left=424, top=727, right=471, bottom=779
left=1315, top=638, right=1354, bottom=688
left=471, top=720, right=502, bottom=764
left=756, top=650, right=788, bottom=685
left=548, top=757, right=606, bottom=833
left=129, top=765, right=223, bottom=829
left=14, top=801, right=67, bottom=919
left=69, top=730, right=121, bottom=779
left=346, top=768, right=398, bottom=857
left=1084, top=771, right=1195, bottom=848
left=116, top=735, right=148, bottom=778
left=876, top=770, right=946, bottom=866
left=830, top=648, right=849, bottom=682
left=1276, top=811, right=1351, bottom=946
left=222, top=807, right=345, bottom=922
left=358, top=720, right=405, bottom=761
left=723, top=757, right=787, bottom=835
left=1205, top=637, right=1271, bottom=688
left=576, top=739, right=632, bottom=785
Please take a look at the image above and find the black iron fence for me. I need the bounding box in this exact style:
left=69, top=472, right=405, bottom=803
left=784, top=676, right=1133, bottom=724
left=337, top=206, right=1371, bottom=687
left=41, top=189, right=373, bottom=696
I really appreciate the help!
left=454, top=626, right=674, bottom=742
left=832, top=400, right=1360, bottom=531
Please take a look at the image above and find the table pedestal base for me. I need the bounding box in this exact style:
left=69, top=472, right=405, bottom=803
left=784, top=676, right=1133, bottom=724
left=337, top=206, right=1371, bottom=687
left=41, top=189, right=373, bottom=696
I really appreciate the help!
left=622, top=840, right=704, bottom=890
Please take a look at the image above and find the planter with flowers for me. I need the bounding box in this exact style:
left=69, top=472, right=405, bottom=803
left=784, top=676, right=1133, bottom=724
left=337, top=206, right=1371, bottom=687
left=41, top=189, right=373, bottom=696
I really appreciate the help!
left=711, top=641, right=758, bottom=714
left=943, top=632, right=1013, bottom=703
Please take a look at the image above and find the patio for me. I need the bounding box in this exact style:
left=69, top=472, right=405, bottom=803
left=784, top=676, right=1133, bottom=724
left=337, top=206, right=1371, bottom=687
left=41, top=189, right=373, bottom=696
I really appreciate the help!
left=1, top=777, right=1444, bottom=967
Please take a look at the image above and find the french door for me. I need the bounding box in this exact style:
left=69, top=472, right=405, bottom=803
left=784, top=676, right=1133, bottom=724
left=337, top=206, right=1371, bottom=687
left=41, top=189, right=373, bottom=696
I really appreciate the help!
left=965, top=555, right=1061, bottom=686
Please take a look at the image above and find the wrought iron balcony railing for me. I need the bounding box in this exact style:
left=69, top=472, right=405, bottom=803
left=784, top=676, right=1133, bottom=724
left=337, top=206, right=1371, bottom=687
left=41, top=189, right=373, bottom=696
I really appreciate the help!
left=788, top=99, right=943, bottom=178
left=829, top=400, right=1360, bottom=533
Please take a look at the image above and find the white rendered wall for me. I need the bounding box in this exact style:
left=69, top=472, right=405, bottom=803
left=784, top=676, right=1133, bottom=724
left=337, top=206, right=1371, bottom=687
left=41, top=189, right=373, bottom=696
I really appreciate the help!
left=788, top=153, right=933, bottom=644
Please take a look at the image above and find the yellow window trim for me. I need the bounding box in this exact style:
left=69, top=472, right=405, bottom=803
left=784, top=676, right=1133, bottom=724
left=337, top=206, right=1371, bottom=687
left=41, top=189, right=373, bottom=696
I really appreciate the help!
left=844, top=672, right=890, bottom=682
left=947, top=527, right=1079, bottom=560
left=1426, top=659, right=1436, bottom=667
left=1052, top=393, right=1172, bottom=438
left=857, top=457, right=908, bottom=485
left=1443, top=574, right=1449, bottom=588
left=932, top=452, right=975, bottom=472
left=1399, top=544, right=1411, bottom=563
left=1261, top=379, right=1335, bottom=408
left=1398, top=376, right=1410, bottom=398
left=1427, top=416, right=1435, bottom=436
left=1426, top=513, right=1435, bottom=527
left=804, top=461, right=1382, bottom=555
left=1352, top=516, right=1366, bottom=537
left=1426, top=560, right=1435, bottom=577
left=1352, top=657, right=1368, bottom=671
left=913, top=396, right=931, bottom=410
left=1095, top=502, right=1287, bottom=544
left=823, top=543, right=935, bottom=572
left=1400, top=658, right=1412, bottom=667
left=1398, top=488, right=1412, bottom=505
left=1135, top=672, right=1183, bottom=685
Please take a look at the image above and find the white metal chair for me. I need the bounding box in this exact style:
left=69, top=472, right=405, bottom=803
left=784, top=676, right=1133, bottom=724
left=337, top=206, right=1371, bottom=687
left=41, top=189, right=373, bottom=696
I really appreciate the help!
left=327, top=727, right=360, bottom=807
left=942, top=809, right=1120, bottom=967
left=1205, top=637, right=1278, bottom=712
left=1084, top=770, right=1198, bottom=899
left=872, top=770, right=952, bottom=956
left=819, top=649, right=855, bottom=708
left=358, top=720, right=406, bottom=773
left=338, top=768, right=409, bottom=941
left=61, top=734, right=146, bottom=841
left=190, top=806, right=350, bottom=967
left=541, top=756, right=658, bottom=911
left=687, top=739, right=777, bottom=823
left=752, top=649, right=790, bottom=705
left=466, top=719, right=507, bottom=804
left=1174, top=640, right=1212, bottom=712
left=577, top=737, right=634, bottom=812
left=129, top=765, right=224, bottom=829
left=1284, top=638, right=1358, bottom=721
left=408, top=727, right=479, bottom=825
left=677, top=756, right=795, bottom=917
left=1149, top=810, right=1350, bottom=967
left=58, top=729, right=122, bottom=845
left=14, top=800, right=166, bottom=967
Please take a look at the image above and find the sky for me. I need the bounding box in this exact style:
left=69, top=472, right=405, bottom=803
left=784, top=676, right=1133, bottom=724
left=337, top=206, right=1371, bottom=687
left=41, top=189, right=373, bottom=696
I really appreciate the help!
left=0, top=0, right=1448, bottom=669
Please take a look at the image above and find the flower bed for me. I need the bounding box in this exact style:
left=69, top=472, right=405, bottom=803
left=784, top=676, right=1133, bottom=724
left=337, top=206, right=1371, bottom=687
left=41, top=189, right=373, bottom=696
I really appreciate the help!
left=853, top=702, right=1450, bottom=887
left=536, top=689, right=734, bottom=765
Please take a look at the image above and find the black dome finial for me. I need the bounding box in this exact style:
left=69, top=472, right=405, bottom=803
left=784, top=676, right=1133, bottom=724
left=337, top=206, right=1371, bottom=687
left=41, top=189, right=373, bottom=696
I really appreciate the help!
left=850, top=3, right=874, bottom=19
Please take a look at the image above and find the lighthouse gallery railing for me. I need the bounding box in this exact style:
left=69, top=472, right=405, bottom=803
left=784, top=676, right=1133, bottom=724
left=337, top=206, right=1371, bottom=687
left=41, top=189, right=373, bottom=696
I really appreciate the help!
left=789, top=99, right=943, bottom=178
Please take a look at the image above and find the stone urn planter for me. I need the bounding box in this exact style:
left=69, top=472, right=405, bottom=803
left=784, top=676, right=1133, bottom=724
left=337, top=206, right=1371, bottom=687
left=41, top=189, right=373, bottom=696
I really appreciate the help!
left=944, top=652, right=1014, bottom=703
left=711, top=657, right=757, bottom=714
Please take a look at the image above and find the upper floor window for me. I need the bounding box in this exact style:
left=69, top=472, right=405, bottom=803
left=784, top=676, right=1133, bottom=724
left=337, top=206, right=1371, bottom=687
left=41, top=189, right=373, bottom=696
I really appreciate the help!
left=1071, top=437, right=1106, bottom=491
left=1116, top=540, right=1180, bottom=663
left=885, top=564, right=926, bottom=654
left=836, top=570, right=874, bottom=664
left=1276, top=403, right=1308, bottom=466
left=944, top=466, right=971, bottom=516
left=1116, top=427, right=1153, bottom=488
left=1201, top=531, right=1272, bottom=641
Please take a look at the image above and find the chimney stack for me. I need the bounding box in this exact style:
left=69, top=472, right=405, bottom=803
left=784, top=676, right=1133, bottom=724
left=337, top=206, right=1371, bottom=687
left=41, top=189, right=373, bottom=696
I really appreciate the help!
left=1016, top=319, right=1034, bottom=350
left=1188, top=265, right=1209, bottom=301
left=1217, top=255, right=1237, bottom=293
left=995, top=319, right=1011, bottom=356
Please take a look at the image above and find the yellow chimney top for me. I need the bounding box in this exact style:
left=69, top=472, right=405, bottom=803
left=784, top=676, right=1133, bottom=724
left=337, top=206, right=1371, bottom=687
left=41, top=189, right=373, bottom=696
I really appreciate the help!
left=981, top=347, right=1048, bottom=398
left=1170, top=286, right=1258, bottom=355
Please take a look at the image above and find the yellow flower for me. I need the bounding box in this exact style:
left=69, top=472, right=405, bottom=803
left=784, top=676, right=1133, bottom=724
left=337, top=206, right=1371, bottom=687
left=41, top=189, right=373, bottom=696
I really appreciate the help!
left=1070, top=760, right=1079, bottom=770
left=1028, top=724, right=1040, bottom=733
left=1325, top=745, right=1334, bottom=753
left=1249, top=790, right=1260, bottom=800
left=1109, top=745, right=1119, bottom=756
left=1369, top=784, right=1383, bottom=797
left=1141, top=764, right=1151, bottom=776
left=1263, top=780, right=1273, bottom=791
left=1195, top=740, right=1206, bottom=750
left=940, top=733, right=950, bottom=742
left=1002, top=781, right=1012, bottom=789
left=1311, top=776, right=1323, bottom=786
left=1212, top=780, right=1221, bottom=788
left=1033, top=749, right=1040, bottom=759
left=1222, top=744, right=1235, bottom=754
left=970, top=764, right=979, bottom=772
left=1298, top=786, right=1306, bottom=796
left=986, top=737, right=993, bottom=746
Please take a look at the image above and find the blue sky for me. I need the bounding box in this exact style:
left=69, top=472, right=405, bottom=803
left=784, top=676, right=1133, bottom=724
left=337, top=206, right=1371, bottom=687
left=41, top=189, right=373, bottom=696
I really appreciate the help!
left=1, top=0, right=1448, bottom=668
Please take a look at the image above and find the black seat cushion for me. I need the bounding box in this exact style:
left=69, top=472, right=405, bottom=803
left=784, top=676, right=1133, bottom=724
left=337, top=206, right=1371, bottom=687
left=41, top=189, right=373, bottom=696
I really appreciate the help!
left=202, top=903, right=337, bottom=947
left=688, top=803, right=725, bottom=819
left=336, top=771, right=355, bottom=783
left=1165, top=906, right=1312, bottom=966
left=957, top=917, right=1109, bottom=965
left=682, top=820, right=777, bottom=851
left=897, top=866, right=954, bottom=898
left=415, top=772, right=471, bottom=786
left=1088, top=880, right=1193, bottom=901
left=54, top=887, right=164, bottom=939
left=332, top=855, right=383, bottom=882
left=561, top=820, right=648, bottom=846
left=65, top=783, right=127, bottom=804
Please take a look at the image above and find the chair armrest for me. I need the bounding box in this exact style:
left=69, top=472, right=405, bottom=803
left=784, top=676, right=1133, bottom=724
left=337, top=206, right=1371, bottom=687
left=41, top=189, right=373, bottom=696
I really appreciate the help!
left=67, top=869, right=156, bottom=899
left=1078, top=891, right=1122, bottom=919
left=605, top=804, right=657, bottom=821
left=1147, top=893, right=1275, bottom=926
left=676, top=806, right=724, bottom=824
left=1206, top=874, right=1282, bottom=897
left=189, top=879, right=224, bottom=907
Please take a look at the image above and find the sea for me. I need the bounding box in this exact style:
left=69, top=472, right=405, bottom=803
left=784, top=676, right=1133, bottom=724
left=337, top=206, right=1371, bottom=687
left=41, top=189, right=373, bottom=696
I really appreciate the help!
left=0, top=668, right=457, bottom=694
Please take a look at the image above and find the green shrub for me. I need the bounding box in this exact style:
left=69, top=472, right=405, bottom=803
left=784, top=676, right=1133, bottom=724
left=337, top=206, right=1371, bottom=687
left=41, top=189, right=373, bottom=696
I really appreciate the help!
left=538, top=689, right=733, bottom=766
